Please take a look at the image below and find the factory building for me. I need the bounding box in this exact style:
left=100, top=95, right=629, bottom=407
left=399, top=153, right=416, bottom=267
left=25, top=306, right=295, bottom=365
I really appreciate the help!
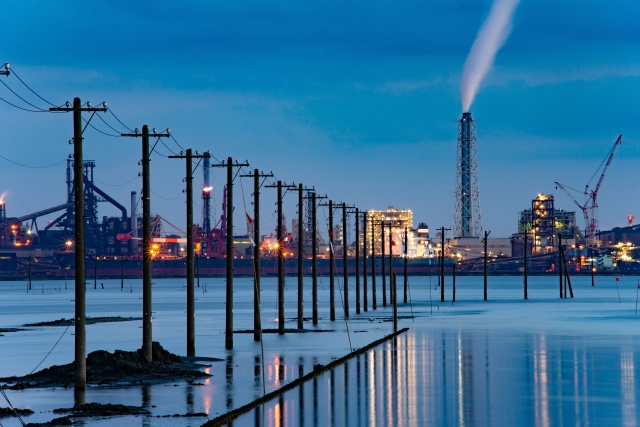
left=516, top=194, right=578, bottom=253
left=365, top=207, right=413, bottom=256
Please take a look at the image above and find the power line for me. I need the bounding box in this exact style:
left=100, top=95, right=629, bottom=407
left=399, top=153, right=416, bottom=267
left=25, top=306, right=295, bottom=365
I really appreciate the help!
left=0, top=94, right=50, bottom=112
left=108, top=108, right=133, bottom=132
left=151, top=189, right=183, bottom=200
left=0, top=154, right=65, bottom=169
left=82, top=117, right=121, bottom=137
left=0, top=79, right=47, bottom=111
left=9, top=67, right=56, bottom=107
left=95, top=112, right=127, bottom=134
left=94, top=176, right=139, bottom=187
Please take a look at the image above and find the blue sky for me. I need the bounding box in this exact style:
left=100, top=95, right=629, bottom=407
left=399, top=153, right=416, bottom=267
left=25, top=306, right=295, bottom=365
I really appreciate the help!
left=0, top=0, right=638, bottom=238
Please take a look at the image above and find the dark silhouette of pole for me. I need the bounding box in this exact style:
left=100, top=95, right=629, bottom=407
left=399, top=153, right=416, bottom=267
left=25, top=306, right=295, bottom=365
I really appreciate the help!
left=558, top=233, right=563, bottom=298
left=329, top=200, right=335, bottom=321
left=278, top=181, right=284, bottom=333
left=342, top=203, right=349, bottom=318
left=226, top=158, right=235, bottom=346
left=452, top=261, right=456, bottom=303
left=404, top=227, right=408, bottom=304
left=355, top=208, right=360, bottom=314
left=312, top=193, right=318, bottom=324
left=94, top=255, right=97, bottom=289
left=120, top=256, right=124, bottom=289
left=298, top=184, right=304, bottom=329
left=169, top=149, right=210, bottom=357
left=28, top=255, right=32, bottom=291
left=141, top=126, right=153, bottom=359
left=388, top=223, right=393, bottom=306
left=381, top=223, right=386, bottom=307
left=52, top=98, right=107, bottom=393
left=440, top=227, right=446, bottom=303
left=185, top=149, right=195, bottom=356
left=363, top=211, right=368, bottom=312
left=240, top=169, right=273, bottom=341
left=524, top=232, right=528, bottom=300
left=392, top=272, right=397, bottom=331
left=121, top=125, right=169, bottom=362
left=484, top=230, right=489, bottom=301
left=371, top=220, right=377, bottom=310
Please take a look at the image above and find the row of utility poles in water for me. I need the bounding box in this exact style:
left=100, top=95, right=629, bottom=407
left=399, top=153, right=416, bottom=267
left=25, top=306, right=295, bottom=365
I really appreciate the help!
left=58, top=98, right=415, bottom=398
left=57, top=97, right=578, bottom=399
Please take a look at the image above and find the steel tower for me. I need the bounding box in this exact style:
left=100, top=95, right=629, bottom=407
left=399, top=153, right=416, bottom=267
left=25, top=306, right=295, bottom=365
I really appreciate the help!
left=453, top=111, right=483, bottom=238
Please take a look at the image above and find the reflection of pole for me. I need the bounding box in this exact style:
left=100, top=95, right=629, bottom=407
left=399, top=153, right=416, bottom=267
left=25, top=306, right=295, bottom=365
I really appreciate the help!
left=94, top=255, right=97, bottom=289
left=120, top=257, right=124, bottom=289
left=312, top=193, right=318, bottom=325
left=28, top=256, right=32, bottom=291
left=329, top=200, right=335, bottom=321
left=355, top=208, right=360, bottom=314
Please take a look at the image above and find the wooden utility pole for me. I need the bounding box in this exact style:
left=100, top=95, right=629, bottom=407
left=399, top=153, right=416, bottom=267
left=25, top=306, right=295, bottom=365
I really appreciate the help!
left=371, top=219, right=377, bottom=310
left=212, top=158, right=249, bottom=348
left=240, top=170, right=273, bottom=341
left=483, top=230, right=491, bottom=301
left=121, top=125, right=170, bottom=362
left=52, top=98, right=107, bottom=396
left=404, top=227, right=408, bottom=304
left=355, top=208, right=360, bottom=314
left=362, top=211, right=368, bottom=312
left=439, top=227, right=450, bottom=303
left=169, top=149, right=210, bottom=357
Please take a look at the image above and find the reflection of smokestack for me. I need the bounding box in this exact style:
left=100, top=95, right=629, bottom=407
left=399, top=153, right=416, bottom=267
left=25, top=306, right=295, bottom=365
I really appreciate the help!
left=131, top=191, right=138, bottom=253
left=453, top=112, right=483, bottom=238
left=202, top=156, right=211, bottom=235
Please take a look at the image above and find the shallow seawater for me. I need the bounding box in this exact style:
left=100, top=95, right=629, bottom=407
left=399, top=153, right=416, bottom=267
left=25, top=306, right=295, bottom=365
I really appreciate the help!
left=0, top=274, right=639, bottom=426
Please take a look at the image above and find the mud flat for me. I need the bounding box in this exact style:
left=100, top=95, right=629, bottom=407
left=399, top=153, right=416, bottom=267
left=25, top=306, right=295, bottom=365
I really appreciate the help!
left=0, top=342, right=210, bottom=389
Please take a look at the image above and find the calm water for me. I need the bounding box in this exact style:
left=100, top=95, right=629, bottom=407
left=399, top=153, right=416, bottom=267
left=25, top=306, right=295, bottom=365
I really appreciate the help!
left=1, top=274, right=639, bottom=426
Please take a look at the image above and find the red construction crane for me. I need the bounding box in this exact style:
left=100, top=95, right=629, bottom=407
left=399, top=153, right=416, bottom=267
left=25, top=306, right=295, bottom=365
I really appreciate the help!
left=555, top=135, right=622, bottom=239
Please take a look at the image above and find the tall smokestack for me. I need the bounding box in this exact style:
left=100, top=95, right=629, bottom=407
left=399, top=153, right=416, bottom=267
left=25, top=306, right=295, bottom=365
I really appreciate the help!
left=131, top=191, right=138, bottom=253
left=453, top=112, right=482, bottom=238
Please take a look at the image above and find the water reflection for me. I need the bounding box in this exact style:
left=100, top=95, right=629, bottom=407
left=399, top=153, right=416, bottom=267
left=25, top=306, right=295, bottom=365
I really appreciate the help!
left=231, top=330, right=640, bottom=427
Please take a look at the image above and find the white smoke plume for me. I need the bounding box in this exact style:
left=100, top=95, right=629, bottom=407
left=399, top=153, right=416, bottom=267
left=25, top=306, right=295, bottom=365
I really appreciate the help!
left=461, top=0, right=519, bottom=112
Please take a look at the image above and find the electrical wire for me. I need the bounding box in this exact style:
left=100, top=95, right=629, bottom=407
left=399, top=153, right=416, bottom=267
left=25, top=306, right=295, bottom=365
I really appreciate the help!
left=94, top=176, right=139, bottom=187
left=108, top=108, right=133, bottom=132
left=151, top=189, right=183, bottom=200
left=0, top=154, right=65, bottom=169
left=0, top=79, right=47, bottom=111
left=170, top=134, right=186, bottom=151
left=0, top=389, right=25, bottom=426
left=81, top=117, right=121, bottom=137
left=10, top=67, right=56, bottom=106
left=96, top=112, right=127, bottom=134
left=160, top=139, right=178, bottom=155
left=0, top=94, right=50, bottom=112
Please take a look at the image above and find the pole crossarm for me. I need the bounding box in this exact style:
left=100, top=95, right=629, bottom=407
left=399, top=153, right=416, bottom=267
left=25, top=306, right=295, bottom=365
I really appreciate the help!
left=240, top=171, right=274, bottom=190
left=121, top=130, right=170, bottom=138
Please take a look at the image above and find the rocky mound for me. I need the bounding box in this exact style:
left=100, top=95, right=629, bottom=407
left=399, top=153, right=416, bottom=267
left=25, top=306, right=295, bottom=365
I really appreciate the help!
left=1, top=342, right=209, bottom=389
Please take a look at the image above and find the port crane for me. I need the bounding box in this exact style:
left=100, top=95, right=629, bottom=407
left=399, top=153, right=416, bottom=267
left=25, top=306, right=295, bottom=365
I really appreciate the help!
left=555, top=135, right=622, bottom=240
